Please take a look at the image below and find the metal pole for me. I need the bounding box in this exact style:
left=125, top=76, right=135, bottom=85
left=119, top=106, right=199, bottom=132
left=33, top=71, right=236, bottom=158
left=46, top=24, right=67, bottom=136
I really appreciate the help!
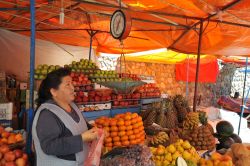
left=193, top=21, right=203, bottom=112
left=238, top=57, right=248, bottom=135
left=88, top=32, right=93, bottom=61
left=186, top=54, right=190, bottom=98
left=27, top=0, right=36, bottom=154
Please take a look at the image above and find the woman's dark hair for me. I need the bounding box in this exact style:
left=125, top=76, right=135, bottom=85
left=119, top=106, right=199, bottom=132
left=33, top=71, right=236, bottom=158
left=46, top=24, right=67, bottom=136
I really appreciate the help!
left=37, top=67, right=71, bottom=107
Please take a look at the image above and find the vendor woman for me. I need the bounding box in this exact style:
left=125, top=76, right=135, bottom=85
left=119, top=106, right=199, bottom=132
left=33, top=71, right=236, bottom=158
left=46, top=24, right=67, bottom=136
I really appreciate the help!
left=32, top=68, right=97, bottom=166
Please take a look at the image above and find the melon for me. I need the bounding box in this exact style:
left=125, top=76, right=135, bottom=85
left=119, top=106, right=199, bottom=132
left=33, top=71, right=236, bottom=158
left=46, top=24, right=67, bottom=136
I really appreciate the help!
left=216, top=121, right=234, bottom=137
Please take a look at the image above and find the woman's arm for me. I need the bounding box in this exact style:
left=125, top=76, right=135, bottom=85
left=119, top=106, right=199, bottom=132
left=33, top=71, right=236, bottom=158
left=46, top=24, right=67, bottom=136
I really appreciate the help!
left=36, top=109, right=84, bottom=156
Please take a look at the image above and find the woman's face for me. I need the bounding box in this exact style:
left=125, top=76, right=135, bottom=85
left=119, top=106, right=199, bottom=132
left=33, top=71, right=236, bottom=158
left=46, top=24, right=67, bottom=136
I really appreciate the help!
left=51, top=75, right=75, bottom=103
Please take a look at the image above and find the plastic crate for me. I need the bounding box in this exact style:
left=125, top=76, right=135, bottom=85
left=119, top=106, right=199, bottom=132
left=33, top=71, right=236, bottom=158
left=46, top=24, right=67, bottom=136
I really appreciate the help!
left=82, top=110, right=111, bottom=121
left=110, top=107, right=140, bottom=117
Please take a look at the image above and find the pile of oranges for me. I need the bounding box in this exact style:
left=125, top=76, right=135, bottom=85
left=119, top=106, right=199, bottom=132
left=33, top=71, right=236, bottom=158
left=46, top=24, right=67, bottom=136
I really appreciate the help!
left=95, top=112, right=145, bottom=149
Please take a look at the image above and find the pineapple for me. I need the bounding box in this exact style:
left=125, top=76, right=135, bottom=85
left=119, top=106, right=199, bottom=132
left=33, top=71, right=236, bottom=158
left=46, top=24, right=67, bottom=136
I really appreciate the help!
left=199, top=111, right=214, bottom=134
left=144, top=110, right=157, bottom=127
left=162, top=98, right=178, bottom=129
left=173, top=95, right=191, bottom=123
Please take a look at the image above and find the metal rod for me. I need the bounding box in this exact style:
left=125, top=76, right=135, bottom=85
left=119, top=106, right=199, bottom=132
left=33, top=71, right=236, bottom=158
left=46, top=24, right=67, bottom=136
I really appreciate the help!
left=26, top=0, right=36, bottom=155
left=0, top=7, right=29, bottom=11
left=238, top=57, right=248, bottom=135
left=193, top=21, right=204, bottom=112
left=210, top=20, right=250, bottom=28
left=87, top=30, right=98, bottom=60
left=186, top=55, right=190, bottom=98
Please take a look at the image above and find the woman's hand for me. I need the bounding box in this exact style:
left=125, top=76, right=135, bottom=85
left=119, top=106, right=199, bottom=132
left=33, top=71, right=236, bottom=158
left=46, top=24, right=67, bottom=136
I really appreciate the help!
left=81, top=128, right=98, bottom=142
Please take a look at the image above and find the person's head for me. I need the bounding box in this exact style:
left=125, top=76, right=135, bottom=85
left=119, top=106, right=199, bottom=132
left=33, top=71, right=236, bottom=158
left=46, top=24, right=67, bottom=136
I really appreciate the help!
left=37, top=68, right=74, bottom=106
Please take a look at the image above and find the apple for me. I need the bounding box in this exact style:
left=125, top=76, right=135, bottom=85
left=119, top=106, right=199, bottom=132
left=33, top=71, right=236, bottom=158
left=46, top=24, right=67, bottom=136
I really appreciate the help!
left=0, top=126, right=4, bottom=134
left=2, top=132, right=10, bottom=138
left=0, top=145, right=10, bottom=153
left=101, top=97, right=107, bottom=102
left=95, top=96, right=101, bottom=102
left=22, top=154, right=28, bottom=161
left=117, top=95, right=123, bottom=101
left=13, top=150, right=23, bottom=159
left=15, top=157, right=26, bottom=166
left=106, top=96, right=111, bottom=101
left=4, top=151, right=15, bottom=162
left=82, top=97, right=88, bottom=103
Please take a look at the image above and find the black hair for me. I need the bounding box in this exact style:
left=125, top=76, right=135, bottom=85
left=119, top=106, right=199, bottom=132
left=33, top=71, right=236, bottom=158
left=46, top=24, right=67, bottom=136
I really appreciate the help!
left=37, top=67, right=71, bottom=107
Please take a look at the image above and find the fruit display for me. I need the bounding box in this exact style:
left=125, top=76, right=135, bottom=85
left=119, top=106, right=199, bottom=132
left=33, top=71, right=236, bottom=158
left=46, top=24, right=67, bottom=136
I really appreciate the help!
left=70, top=72, right=92, bottom=86
left=149, top=132, right=169, bottom=147
left=198, top=112, right=214, bottom=134
left=100, top=145, right=154, bottom=166
left=65, top=59, right=99, bottom=73
left=226, top=143, right=250, bottom=166
left=136, top=83, right=161, bottom=98
left=34, top=64, right=61, bottom=80
left=112, top=93, right=140, bottom=108
left=199, top=152, right=233, bottom=166
left=76, top=90, right=112, bottom=104
left=119, top=73, right=141, bottom=81
left=89, top=70, right=120, bottom=83
left=182, top=112, right=199, bottom=130
left=184, top=125, right=216, bottom=151
left=214, top=121, right=242, bottom=150
left=0, top=126, right=23, bottom=145
left=150, top=139, right=200, bottom=166
left=173, top=95, right=191, bottom=124
left=95, top=113, right=145, bottom=149
left=0, top=145, right=29, bottom=166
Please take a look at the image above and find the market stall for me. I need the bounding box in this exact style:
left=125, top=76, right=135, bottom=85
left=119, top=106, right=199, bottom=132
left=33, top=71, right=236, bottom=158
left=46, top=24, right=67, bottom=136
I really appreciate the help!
left=1, top=0, right=250, bottom=166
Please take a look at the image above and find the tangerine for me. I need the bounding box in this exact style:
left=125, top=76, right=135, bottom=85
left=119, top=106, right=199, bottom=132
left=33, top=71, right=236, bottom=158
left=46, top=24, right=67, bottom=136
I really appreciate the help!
left=126, top=125, right=133, bottom=130
left=113, top=141, right=122, bottom=147
left=136, top=116, right=142, bottom=122
left=110, top=132, right=118, bottom=137
left=118, top=131, right=126, bottom=137
left=117, top=120, right=125, bottom=126
left=105, top=142, right=113, bottom=147
left=124, top=115, right=132, bottom=121
left=131, top=118, right=137, bottom=124
left=103, top=127, right=110, bottom=132
left=104, top=137, right=112, bottom=143
left=129, top=135, right=136, bottom=140
left=110, top=126, right=118, bottom=132
left=126, top=130, right=133, bottom=136
left=131, top=113, right=138, bottom=119
left=130, top=140, right=137, bottom=145
left=110, top=120, right=117, bottom=126
left=137, top=121, right=143, bottom=127
left=118, top=126, right=126, bottom=131
left=121, top=135, right=129, bottom=141
left=113, top=136, right=120, bottom=142
left=133, top=129, right=140, bottom=134
left=132, top=123, right=139, bottom=129
left=135, top=133, right=141, bottom=139
left=138, top=126, right=144, bottom=131
left=124, top=121, right=131, bottom=126
left=103, top=121, right=110, bottom=127
left=122, top=140, right=130, bottom=146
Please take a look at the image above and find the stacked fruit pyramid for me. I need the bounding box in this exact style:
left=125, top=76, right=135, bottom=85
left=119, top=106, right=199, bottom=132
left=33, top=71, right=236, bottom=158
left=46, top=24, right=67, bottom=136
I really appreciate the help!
left=95, top=112, right=145, bottom=150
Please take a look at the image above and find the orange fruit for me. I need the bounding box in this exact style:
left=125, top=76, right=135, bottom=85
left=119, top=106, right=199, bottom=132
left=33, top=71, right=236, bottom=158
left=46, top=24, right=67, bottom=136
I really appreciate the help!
left=125, top=112, right=132, bottom=115
left=110, top=132, right=118, bottom=137
left=130, top=140, right=137, bottom=145
left=136, top=116, right=142, bottom=122
left=118, top=126, right=126, bottom=131
left=135, top=139, right=140, bottom=144
left=138, top=126, right=144, bottom=131
left=131, top=118, right=137, bottom=124
left=121, top=135, right=129, bottom=141
left=124, top=115, right=131, bottom=121
left=103, top=126, right=110, bottom=132
left=95, top=119, right=104, bottom=125
left=133, top=129, right=140, bottom=134
left=124, top=121, right=131, bottom=126
left=132, top=123, right=139, bottom=129
left=122, top=140, right=130, bottom=146
left=126, top=125, right=133, bottom=131
left=118, top=131, right=126, bottom=137
left=113, top=136, right=120, bottom=142
left=104, top=137, right=112, bottom=143
left=117, top=120, right=125, bottom=126
left=97, top=125, right=103, bottom=128
left=131, top=113, right=138, bottom=119
left=103, top=121, right=110, bottom=127
left=137, top=121, right=143, bottom=127
left=110, top=120, right=117, bottom=126
left=113, top=141, right=122, bottom=147
left=105, top=142, right=113, bottom=147
left=135, top=133, right=141, bottom=139
left=110, top=126, right=118, bottom=132
left=126, top=130, right=133, bottom=136
left=129, top=135, right=136, bottom=140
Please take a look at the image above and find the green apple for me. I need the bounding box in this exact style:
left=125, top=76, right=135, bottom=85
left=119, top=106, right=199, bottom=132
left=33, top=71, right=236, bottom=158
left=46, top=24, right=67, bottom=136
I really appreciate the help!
left=41, top=69, right=47, bottom=75
left=43, top=64, right=49, bottom=69
left=96, top=78, right=101, bottom=82
left=55, top=65, right=61, bottom=69
left=34, top=74, right=39, bottom=79
left=35, top=69, right=41, bottom=74
left=72, top=61, right=76, bottom=65
left=37, top=65, right=43, bottom=70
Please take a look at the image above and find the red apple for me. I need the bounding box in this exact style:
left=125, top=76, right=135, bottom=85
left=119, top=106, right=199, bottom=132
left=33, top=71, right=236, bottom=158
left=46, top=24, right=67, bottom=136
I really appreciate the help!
left=5, top=161, right=17, bottom=166
left=13, top=150, right=23, bottom=159
left=101, top=97, right=106, bottom=102
left=95, top=96, right=101, bottom=102
left=0, top=126, right=4, bottom=134
left=22, top=154, right=28, bottom=161
left=112, top=95, right=117, bottom=100
left=119, top=101, right=125, bottom=106
left=70, top=72, right=75, bottom=77
left=106, top=96, right=111, bottom=101
left=117, top=95, right=123, bottom=101
left=15, top=158, right=26, bottom=166
left=4, top=151, right=15, bottom=162
left=0, top=145, right=10, bottom=154
left=113, top=101, right=119, bottom=106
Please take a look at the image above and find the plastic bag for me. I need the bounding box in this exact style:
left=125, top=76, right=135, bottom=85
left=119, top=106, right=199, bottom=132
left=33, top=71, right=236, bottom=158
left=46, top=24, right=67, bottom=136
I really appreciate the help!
left=84, top=129, right=104, bottom=166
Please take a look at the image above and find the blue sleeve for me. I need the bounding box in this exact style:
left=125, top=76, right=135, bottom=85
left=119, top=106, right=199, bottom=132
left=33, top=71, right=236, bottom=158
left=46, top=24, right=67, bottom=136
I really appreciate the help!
left=36, top=109, right=83, bottom=156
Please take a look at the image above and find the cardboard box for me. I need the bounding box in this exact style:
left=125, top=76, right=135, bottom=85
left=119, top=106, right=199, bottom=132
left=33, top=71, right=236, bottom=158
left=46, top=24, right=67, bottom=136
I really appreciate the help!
left=0, top=102, right=13, bottom=120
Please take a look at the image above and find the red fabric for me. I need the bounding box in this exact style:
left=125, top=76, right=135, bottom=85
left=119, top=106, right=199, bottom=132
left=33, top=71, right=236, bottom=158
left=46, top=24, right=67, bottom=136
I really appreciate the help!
left=175, top=60, right=219, bottom=83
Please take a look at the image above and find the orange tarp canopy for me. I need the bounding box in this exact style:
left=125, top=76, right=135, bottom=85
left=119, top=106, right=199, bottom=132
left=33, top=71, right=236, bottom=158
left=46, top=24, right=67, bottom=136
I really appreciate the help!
left=1, top=0, right=250, bottom=57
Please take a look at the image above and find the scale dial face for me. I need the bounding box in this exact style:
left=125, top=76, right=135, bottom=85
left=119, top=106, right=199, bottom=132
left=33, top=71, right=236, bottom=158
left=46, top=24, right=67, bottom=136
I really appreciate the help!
left=110, top=10, right=131, bottom=40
